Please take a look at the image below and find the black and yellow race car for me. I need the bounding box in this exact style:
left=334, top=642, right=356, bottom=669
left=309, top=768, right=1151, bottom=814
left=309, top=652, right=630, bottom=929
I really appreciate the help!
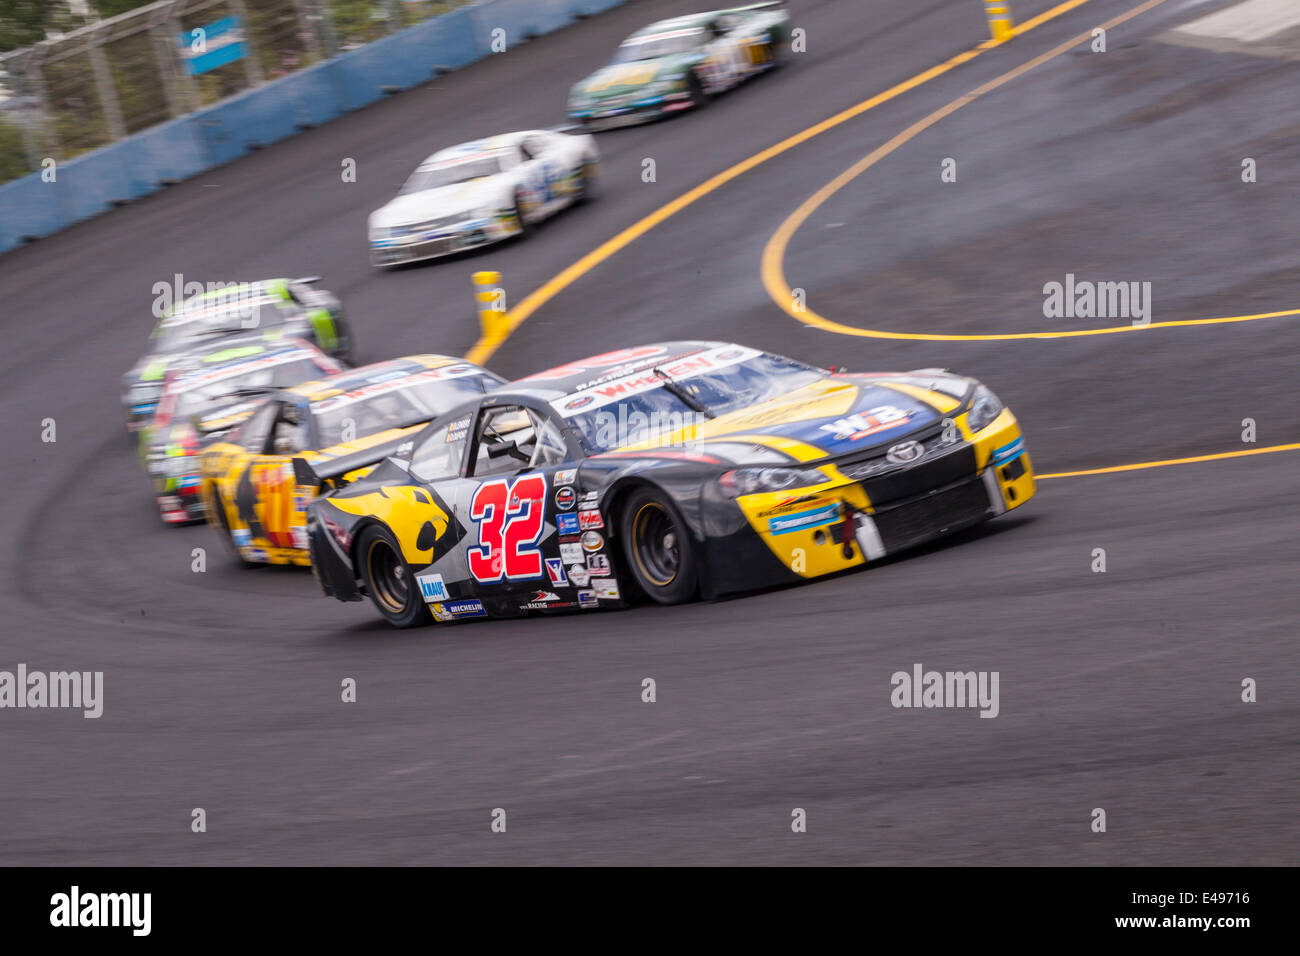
left=200, top=355, right=504, bottom=565
left=301, top=341, right=1036, bottom=627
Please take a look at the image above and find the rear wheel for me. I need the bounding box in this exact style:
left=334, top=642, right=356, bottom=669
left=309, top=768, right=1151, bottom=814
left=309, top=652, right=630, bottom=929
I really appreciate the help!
left=687, top=71, right=712, bottom=109
left=212, top=487, right=256, bottom=568
left=576, top=158, right=599, bottom=203
left=356, top=524, right=432, bottom=628
left=619, top=488, right=698, bottom=605
left=767, top=33, right=790, bottom=69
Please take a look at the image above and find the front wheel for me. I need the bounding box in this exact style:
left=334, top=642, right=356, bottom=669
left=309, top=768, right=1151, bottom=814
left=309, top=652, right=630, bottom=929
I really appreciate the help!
left=619, top=488, right=698, bottom=605
left=687, top=71, right=712, bottom=109
left=356, top=524, right=432, bottom=628
left=575, top=158, right=599, bottom=203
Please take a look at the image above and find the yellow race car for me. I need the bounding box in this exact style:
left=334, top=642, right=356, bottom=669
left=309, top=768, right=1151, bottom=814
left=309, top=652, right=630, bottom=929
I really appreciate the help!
left=200, top=355, right=505, bottom=565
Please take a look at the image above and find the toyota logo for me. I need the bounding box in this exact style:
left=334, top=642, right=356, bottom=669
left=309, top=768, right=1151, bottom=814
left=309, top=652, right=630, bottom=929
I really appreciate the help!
left=886, top=440, right=923, bottom=464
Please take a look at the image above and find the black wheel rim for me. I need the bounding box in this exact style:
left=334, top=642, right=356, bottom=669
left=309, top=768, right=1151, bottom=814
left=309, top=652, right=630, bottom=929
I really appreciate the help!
left=632, top=502, right=680, bottom=587
left=366, top=537, right=409, bottom=613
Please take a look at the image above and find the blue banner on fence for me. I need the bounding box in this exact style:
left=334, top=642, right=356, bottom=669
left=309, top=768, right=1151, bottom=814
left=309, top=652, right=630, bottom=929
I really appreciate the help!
left=178, top=17, right=248, bottom=76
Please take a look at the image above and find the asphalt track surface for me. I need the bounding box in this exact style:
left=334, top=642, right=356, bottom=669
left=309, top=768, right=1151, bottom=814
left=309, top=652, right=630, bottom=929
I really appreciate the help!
left=0, top=0, right=1296, bottom=864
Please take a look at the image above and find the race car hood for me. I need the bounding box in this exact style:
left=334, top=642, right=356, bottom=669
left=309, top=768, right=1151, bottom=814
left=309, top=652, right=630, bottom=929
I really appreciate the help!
left=371, top=179, right=507, bottom=229
left=616, top=378, right=961, bottom=460
left=571, top=55, right=696, bottom=100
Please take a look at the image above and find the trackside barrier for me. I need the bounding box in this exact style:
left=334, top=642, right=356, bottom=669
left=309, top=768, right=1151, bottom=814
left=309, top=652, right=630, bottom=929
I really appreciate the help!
left=0, top=0, right=629, bottom=255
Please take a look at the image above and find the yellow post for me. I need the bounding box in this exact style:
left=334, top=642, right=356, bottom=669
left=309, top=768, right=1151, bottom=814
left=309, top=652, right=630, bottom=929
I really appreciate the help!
left=472, top=270, right=507, bottom=342
left=984, top=0, right=1014, bottom=42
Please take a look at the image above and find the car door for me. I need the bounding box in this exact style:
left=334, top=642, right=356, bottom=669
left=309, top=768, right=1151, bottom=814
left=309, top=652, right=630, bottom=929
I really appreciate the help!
left=517, top=137, right=562, bottom=216
left=238, top=398, right=307, bottom=550
left=458, top=401, right=583, bottom=613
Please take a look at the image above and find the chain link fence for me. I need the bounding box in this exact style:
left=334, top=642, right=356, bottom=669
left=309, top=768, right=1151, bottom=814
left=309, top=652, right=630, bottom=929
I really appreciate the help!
left=0, top=0, right=468, bottom=184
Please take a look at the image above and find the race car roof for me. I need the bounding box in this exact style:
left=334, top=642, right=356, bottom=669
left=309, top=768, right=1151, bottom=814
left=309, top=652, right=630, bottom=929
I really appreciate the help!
left=510, top=341, right=753, bottom=400
left=167, top=339, right=327, bottom=391
left=419, top=132, right=537, bottom=169
left=633, top=3, right=777, bottom=37
left=133, top=329, right=312, bottom=382
left=286, top=354, right=498, bottom=404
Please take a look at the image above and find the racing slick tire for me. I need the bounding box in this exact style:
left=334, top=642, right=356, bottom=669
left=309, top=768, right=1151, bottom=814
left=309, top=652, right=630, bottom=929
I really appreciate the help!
left=512, top=190, right=535, bottom=239
left=576, top=157, right=600, bottom=203
left=211, top=488, right=257, bottom=569
left=619, top=487, right=698, bottom=605
left=768, top=32, right=791, bottom=69
left=687, top=71, right=712, bottom=109
left=356, top=524, right=432, bottom=628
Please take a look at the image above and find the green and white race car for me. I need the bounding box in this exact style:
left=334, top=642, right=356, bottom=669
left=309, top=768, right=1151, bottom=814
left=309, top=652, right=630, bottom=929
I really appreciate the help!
left=121, top=277, right=351, bottom=434
left=567, top=2, right=791, bottom=131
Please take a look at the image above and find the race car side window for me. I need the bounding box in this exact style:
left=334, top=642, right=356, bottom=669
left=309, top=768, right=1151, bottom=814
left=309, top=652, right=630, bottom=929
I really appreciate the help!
left=471, top=405, right=538, bottom=478
left=239, top=403, right=278, bottom=453
left=409, top=414, right=472, bottom=483
left=529, top=413, right=570, bottom=469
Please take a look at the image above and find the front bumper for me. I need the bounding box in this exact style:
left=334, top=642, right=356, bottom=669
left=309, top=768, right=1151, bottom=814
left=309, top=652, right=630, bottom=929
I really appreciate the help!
left=369, top=216, right=519, bottom=267
left=711, top=412, right=1035, bottom=596
left=569, top=92, right=694, bottom=130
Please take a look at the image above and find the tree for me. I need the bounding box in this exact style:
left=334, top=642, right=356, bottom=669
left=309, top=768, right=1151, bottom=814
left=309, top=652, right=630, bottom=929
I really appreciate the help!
left=0, top=1, right=85, bottom=52
left=89, top=1, right=157, bottom=18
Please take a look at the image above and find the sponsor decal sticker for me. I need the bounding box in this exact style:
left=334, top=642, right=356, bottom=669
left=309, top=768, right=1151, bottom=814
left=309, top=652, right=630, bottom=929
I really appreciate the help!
left=568, top=564, right=591, bottom=587
left=593, top=578, right=620, bottom=600
left=819, top=405, right=911, bottom=442
left=557, top=513, right=580, bottom=536
left=767, top=503, right=841, bottom=535
left=578, top=509, right=604, bottom=530
left=559, top=542, right=584, bottom=564
left=757, top=495, right=829, bottom=519
left=416, top=571, right=450, bottom=603
left=555, top=487, right=576, bottom=511
left=555, top=468, right=577, bottom=486
left=442, top=598, right=487, bottom=619
left=587, top=554, right=612, bottom=577
left=992, top=437, right=1025, bottom=465
left=577, top=589, right=599, bottom=608
left=544, top=558, right=568, bottom=586
left=581, top=531, right=604, bottom=552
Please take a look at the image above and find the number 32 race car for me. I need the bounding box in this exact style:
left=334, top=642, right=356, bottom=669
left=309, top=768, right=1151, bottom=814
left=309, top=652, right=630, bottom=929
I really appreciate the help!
left=302, top=341, right=1036, bottom=627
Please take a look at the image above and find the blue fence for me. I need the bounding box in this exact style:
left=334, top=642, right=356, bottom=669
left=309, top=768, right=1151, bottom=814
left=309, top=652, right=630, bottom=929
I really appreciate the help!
left=0, top=0, right=626, bottom=255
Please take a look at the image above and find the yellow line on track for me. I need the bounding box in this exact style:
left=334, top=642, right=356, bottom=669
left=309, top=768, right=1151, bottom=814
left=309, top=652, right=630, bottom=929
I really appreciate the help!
left=755, top=0, right=1300, bottom=343
left=464, top=0, right=1097, bottom=364
left=1039, top=442, right=1300, bottom=479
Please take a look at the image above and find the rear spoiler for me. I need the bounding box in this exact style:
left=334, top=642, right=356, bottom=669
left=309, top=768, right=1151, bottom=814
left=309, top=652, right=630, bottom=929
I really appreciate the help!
left=718, top=1, right=785, bottom=13
left=292, top=435, right=413, bottom=491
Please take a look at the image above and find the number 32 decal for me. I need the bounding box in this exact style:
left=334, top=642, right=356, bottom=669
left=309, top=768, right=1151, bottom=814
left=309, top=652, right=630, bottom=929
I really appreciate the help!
left=468, top=474, right=548, bottom=583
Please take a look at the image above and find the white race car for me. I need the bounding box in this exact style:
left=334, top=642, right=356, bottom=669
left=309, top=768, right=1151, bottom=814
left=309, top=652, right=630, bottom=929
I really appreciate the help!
left=368, top=130, right=600, bottom=267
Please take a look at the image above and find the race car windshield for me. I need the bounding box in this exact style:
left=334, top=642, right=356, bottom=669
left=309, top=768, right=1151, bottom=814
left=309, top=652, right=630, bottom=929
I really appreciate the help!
left=669, top=353, right=826, bottom=417
left=312, top=374, right=498, bottom=447
left=401, top=157, right=503, bottom=193
left=174, top=357, right=326, bottom=419
left=613, top=31, right=702, bottom=61
left=566, top=354, right=827, bottom=453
